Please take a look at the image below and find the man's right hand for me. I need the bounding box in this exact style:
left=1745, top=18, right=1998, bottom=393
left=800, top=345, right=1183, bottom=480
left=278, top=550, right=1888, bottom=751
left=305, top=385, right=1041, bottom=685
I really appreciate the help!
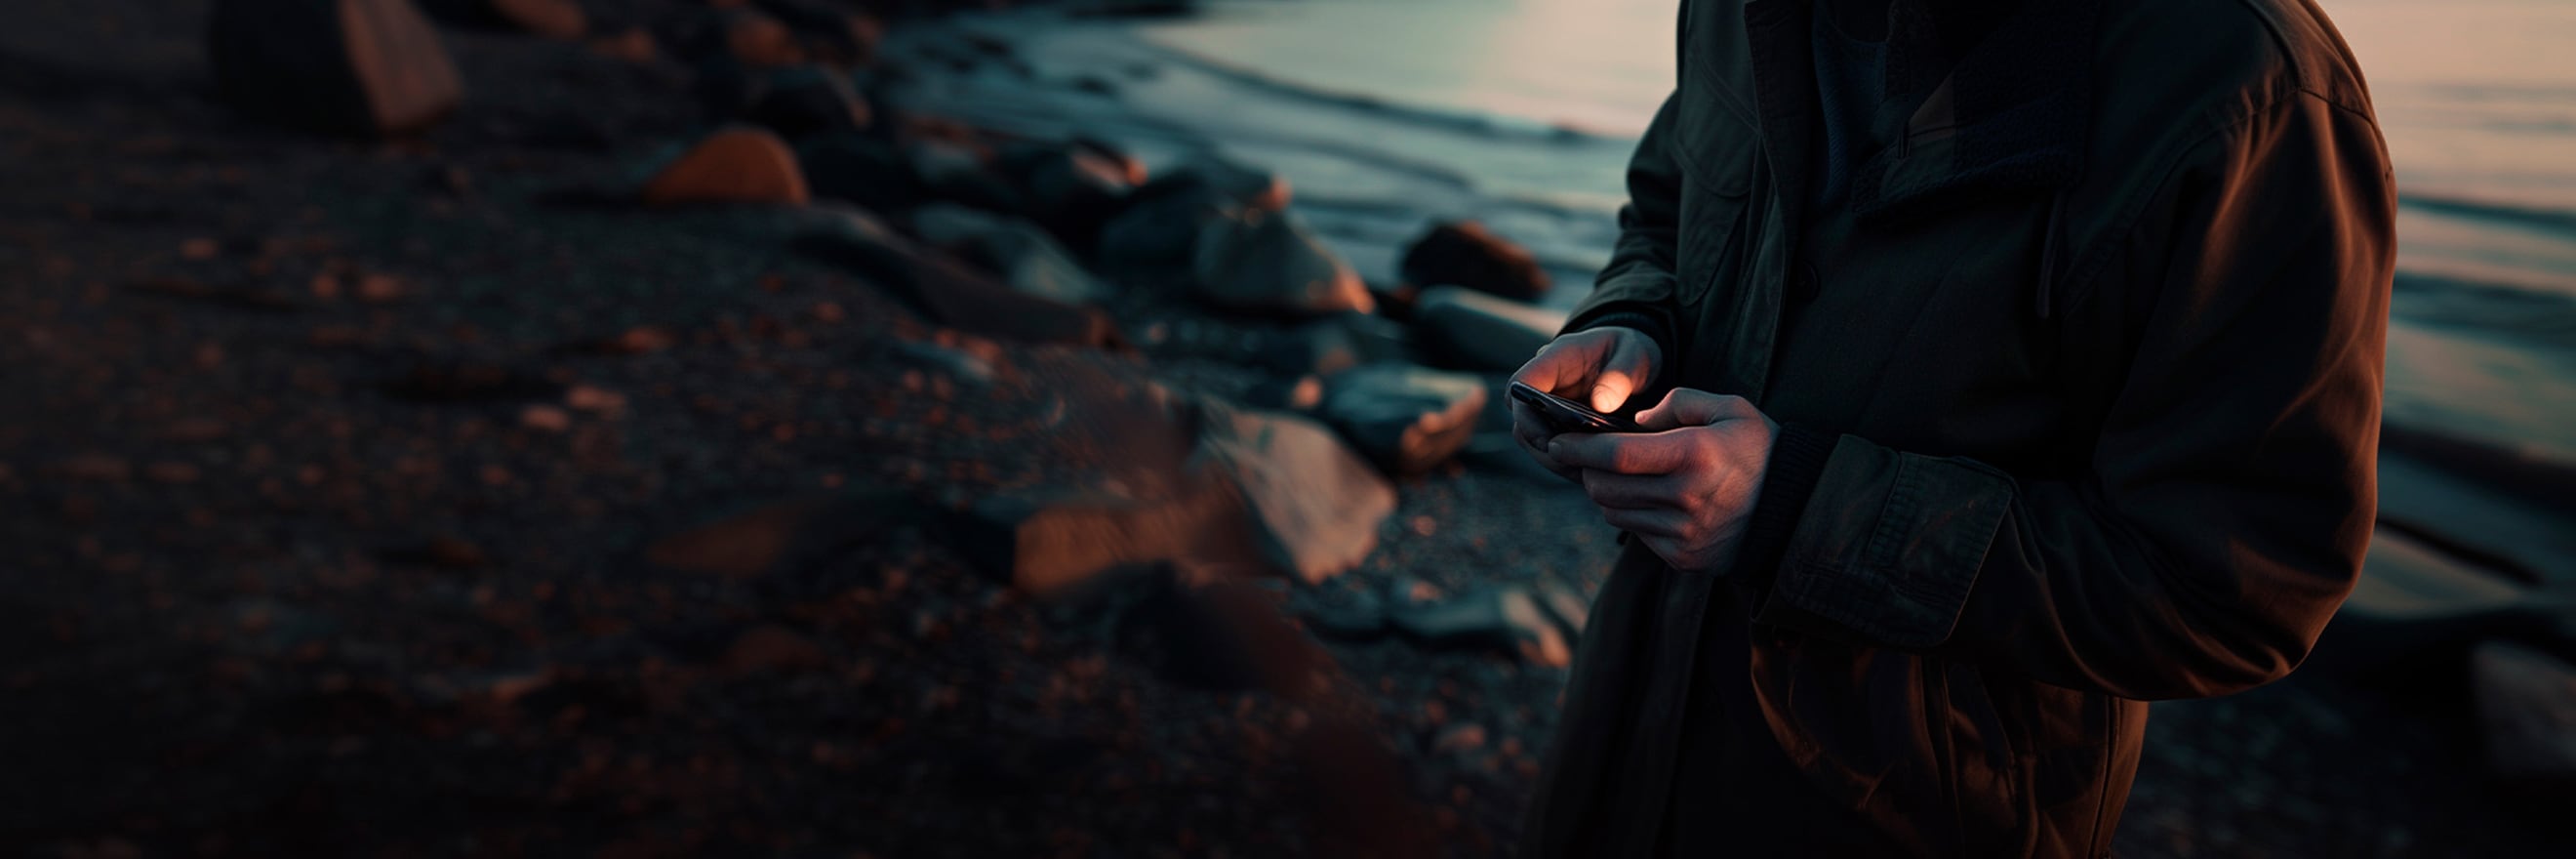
left=1509, top=326, right=1662, bottom=482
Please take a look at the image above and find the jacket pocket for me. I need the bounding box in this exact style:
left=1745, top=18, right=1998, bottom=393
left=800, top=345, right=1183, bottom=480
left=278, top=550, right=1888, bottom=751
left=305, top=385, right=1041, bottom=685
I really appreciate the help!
left=1671, top=91, right=1759, bottom=306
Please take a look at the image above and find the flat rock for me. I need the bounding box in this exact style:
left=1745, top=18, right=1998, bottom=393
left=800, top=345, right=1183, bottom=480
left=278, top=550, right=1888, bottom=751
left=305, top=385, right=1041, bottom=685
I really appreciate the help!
left=797, top=132, right=924, bottom=212
left=208, top=0, right=463, bottom=137
left=754, top=0, right=882, bottom=67
left=2473, top=640, right=2576, bottom=786
left=1191, top=210, right=1374, bottom=317
left=910, top=204, right=1112, bottom=305
left=1192, top=403, right=1394, bottom=584
left=1388, top=585, right=1571, bottom=668
left=1411, top=286, right=1567, bottom=372
left=642, top=126, right=810, bottom=206
left=1318, top=363, right=1488, bottom=475
left=790, top=225, right=1122, bottom=348
left=1401, top=221, right=1550, bottom=301
left=743, top=65, right=872, bottom=139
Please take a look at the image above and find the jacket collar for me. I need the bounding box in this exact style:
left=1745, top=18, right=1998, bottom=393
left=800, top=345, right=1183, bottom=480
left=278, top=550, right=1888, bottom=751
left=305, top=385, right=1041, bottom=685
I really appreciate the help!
left=1744, top=0, right=2101, bottom=221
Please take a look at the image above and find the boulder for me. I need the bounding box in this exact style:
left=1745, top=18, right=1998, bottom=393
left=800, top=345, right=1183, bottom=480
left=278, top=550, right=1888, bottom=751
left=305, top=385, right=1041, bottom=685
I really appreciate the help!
left=790, top=224, right=1123, bottom=348
left=1097, top=172, right=1234, bottom=268
left=1192, top=209, right=1374, bottom=317
left=909, top=141, right=1024, bottom=214
left=207, top=0, right=463, bottom=137
left=743, top=65, right=872, bottom=139
left=951, top=480, right=1259, bottom=600
left=797, top=132, right=925, bottom=212
left=754, top=0, right=884, bottom=67
left=1318, top=363, right=1488, bottom=475
left=1196, top=156, right=1292, bottom=212
left=1000, top=143, right=1138, bottom=252
left=1258, top=312, right=1415, bottom=378
left=422, top=0, right=584, bottom=39
left=641, top=126, right=811, bottom=205
left=1192, top=404, right=1394, bottom=584
left=1388, top=585, right=1572, bottom=668
left=1401, top=221, right=1550, bottom=301
left=2473, top=640, right=2576, bottom=787
left=909, top=204, right=1112, bottom=305
left=1410, top=286, right=1567, bottom=372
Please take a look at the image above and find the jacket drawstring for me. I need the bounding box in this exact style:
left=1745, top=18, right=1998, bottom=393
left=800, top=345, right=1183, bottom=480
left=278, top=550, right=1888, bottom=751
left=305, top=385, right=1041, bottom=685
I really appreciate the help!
left=2034, top=191, right=2067, bottom=320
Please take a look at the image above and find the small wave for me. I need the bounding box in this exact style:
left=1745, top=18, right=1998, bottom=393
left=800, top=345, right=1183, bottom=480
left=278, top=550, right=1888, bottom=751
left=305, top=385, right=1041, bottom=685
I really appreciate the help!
left=1125, top=35, right=1630, bottom=145
left=2399, top=192, right=2576, bottom=235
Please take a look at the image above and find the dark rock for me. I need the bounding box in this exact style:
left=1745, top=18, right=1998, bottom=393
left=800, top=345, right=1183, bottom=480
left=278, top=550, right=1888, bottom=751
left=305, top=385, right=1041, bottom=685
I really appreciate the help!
left=1259, top=312, right=1415, bottom=378
left=797, top=132, right=924, bottom=212
left=910, top=141, right=1024, bottom=214
left=1317, top=363, right=1488, bottom=475
left=1192, top=209, right=1373, bottom=317
left=1388, top=585, right=1571, bottom=668
left=1401, top=221, right=1550, bottom=301
left=754, top=0, right=883, bottom=67
left=641, top=126, right=810, bottom=205
left=791, top=225, right=1124, bottom=348
left=1195, top=156, right=1292, bottom=212
left=1097, top=172, right=1233, bottom=268
left=909, top=204, right=1111, bottom=305
left=743, top=65, right=872, bottom=139
left=1410, top=286, right=1567, bottom=371
left=999, top=143, right=1137, bottom=252
left=2473, top=640, right=2576, bottom=788
left=208, top=0, right=463, bottom=137
left=1299, top=586, right=1389, bottom=640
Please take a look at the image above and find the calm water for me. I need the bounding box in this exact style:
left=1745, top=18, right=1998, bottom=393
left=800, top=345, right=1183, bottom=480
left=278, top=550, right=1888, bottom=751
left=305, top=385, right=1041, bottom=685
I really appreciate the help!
left=1136, top=0, right=2576, bottom=467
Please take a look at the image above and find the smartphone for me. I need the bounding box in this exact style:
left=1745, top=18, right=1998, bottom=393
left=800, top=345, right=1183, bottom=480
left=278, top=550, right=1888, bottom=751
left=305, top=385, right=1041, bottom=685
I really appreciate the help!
left=1509, top=381, right=1642, bottom=433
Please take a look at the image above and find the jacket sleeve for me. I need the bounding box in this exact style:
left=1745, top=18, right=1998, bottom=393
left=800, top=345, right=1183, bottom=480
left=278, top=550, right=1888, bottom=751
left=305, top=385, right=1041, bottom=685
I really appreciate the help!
left=1561, top=92, right=1687, bottom=361
left=1737, top=93, right=2395, bottom=701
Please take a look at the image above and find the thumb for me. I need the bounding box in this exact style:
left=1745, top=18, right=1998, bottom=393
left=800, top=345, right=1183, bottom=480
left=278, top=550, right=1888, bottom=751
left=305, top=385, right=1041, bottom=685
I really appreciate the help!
left=1588, top=335, right=1650, bottom=412
left=1636, top=389, right=1757, bottom=430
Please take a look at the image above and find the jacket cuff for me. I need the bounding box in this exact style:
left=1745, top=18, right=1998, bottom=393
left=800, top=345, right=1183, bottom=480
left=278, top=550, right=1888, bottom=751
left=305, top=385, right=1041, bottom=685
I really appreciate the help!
left=1749, top=435, right=2016, bottom=649
left=1729, top=423, right=1834, bottom=588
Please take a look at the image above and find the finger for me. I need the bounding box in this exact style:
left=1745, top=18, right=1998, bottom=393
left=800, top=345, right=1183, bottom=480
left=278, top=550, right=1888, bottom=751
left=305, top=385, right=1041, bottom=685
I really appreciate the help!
left=1581, top=470, right=1684, bottom=511
left=1636, top=389, right=1759, bottom=430
left=1550, top=431, right=1691, bottom=474
left=1602, top=506, right=1691, bottom=539
left=1590, top=334, right=1651, bottom=412
left=1510, top=337, right=1601, bottom=397
left=1509, top=398, right=1553, bottom=447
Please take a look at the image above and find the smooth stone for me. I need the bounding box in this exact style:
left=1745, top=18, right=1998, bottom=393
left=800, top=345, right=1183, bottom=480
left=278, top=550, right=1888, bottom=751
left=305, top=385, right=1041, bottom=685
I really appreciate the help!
left=790, top=224, right=1122, bottom=348
left=1001, top=143, right=1137, bottom=252
left=1097, top=171, right=1233, bottom=268
left=1410, top=285, right=1567, bottom=372
left=1191, top=209, right=1374, bottom=317
left=796, top=132, right=925, bottom=212
left=910, top=204, right=1112, bottom=305
left=207, top=0, right=463, bottom=136
left=1318, top=363, right=1488, bottom=475
left=1401, top=220, right=1550, bottom=301
left=641, top=126, right=810, bottom=205
left=1388, top=585, right=1571, bottom=668
left=743, top=65, right=872, bottom=139
left=1194, top=403, right=1394, bottom=585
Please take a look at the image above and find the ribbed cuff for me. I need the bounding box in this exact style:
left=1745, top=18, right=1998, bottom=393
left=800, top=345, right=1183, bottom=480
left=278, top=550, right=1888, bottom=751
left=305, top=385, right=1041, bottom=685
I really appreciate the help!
left=1731, top=424, right=1835, bottom=585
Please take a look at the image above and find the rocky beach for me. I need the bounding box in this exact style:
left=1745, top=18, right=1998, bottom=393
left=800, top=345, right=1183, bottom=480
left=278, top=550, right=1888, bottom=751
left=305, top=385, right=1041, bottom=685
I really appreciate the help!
left=3, top=0, right=2573, bottom=856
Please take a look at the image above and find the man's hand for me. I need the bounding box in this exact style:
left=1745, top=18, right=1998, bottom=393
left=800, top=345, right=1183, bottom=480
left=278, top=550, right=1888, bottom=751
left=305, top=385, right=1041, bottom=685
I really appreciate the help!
left=1550, top=389, right=1780, bottom=572
left=1509, top=327, right=1662, bottom=481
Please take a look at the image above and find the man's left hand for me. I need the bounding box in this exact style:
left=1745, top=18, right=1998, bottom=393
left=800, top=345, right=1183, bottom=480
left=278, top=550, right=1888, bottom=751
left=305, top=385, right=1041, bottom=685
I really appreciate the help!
left=1549, top=389, right=1780, bottom=572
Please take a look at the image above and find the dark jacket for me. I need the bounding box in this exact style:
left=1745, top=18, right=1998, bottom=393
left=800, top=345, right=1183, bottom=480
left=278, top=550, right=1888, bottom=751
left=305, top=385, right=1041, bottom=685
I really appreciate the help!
left=1525, top=0, right=2395, bottom=856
